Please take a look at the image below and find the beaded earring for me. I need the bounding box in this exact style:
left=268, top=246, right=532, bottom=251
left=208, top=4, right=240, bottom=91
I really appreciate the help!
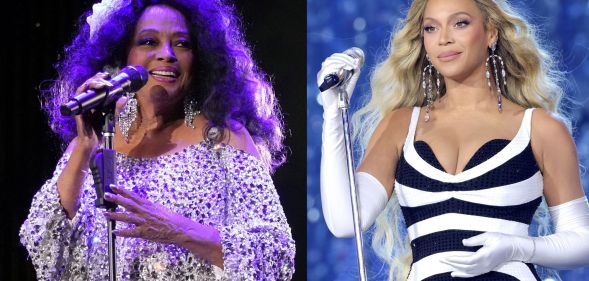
left=485, top=41, right=507, bottom=112
left=118, top=92, right=137, bottom=142
left=422, top=55, right=440, bottom=122
left=184, top=95, right=200, bottom=129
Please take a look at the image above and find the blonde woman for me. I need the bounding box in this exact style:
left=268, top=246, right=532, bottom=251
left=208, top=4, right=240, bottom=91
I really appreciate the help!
left=318, top=0, right=589, bottom=280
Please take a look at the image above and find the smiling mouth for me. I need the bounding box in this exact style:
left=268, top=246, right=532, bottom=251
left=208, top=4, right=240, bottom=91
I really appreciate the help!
left=149, top=70, right=179, bottom=83
left=150, top=70, right=178, bottom=78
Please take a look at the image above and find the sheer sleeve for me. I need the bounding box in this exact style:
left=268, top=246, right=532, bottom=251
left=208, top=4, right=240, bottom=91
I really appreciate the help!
left=216, top=148, right=296, bottom=280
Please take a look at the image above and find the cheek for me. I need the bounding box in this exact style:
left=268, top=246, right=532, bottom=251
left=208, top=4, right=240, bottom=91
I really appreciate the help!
left=423, top=34, right=435, bottom=54
left=463, top=28, right=487, bottom=57
left=126, top=48, right=147, bottom=66
left=180, top=53, right=193, bottom=72
left=179, top=53, right=194, bottom=83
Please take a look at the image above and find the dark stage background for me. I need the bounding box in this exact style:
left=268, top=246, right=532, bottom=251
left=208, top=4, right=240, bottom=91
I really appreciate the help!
left=1, top=1, right=305, bottom=280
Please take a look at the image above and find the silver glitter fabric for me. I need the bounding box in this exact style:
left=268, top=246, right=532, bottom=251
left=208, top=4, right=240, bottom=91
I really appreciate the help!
left=19, top=142, right=295, bottom=280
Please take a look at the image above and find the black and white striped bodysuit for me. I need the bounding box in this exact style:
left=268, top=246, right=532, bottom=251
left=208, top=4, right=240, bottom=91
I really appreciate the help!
left=395, top=107, right=542, bottom=280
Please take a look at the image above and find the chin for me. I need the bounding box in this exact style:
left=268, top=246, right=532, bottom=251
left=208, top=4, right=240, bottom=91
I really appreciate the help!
left=437, top=68, right=460, bottom=79
left=438, top=66, right=475, bottom=82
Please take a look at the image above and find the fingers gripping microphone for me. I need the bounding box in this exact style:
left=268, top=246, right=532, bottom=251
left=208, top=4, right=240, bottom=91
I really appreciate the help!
left=60, top=65, right=149, bottom=116
left=319, top=47, right=365, bottom=92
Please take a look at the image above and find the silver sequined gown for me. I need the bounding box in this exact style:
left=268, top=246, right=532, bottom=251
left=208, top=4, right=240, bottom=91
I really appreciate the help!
left=20, top=142, right=295, bottom=280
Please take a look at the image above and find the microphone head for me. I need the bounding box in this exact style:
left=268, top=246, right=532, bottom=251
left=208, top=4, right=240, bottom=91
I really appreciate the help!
left=118, top=65, right=149, bottom=92
left=344, top=47, right=365, bottom=69
left=59, top=65, right=149, bottom=116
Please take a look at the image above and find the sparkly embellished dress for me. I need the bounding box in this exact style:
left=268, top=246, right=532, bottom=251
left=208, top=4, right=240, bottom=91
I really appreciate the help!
left=20, top=141, right=295, bottom=280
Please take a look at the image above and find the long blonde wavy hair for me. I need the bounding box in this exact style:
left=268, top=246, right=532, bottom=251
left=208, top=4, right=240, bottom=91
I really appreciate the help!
left=351, top=0, right=567, bottom=280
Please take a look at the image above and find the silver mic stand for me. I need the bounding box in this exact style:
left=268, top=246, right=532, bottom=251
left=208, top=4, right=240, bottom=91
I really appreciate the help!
left=90, top=111, right=118, bottom=281
left=337, top=74, right=368, bottom=281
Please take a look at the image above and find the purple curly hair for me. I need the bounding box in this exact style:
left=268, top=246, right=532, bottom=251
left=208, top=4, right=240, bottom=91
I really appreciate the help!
left=43, top=0, right=285, bottom=170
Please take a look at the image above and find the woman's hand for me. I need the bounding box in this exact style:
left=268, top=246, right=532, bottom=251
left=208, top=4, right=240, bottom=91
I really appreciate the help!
left=317, top=51, right=363, bottom=112
left=73, top=72, right=113, bottom=152
left=103, top=185, right=224, bottom=267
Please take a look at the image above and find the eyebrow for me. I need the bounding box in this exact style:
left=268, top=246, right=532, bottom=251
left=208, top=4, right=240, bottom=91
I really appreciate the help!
left=423, top=11, right=472, bottom=23
left=137, top=28, right=190, bottom=37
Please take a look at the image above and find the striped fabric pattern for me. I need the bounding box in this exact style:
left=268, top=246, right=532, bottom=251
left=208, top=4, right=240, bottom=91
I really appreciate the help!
left=394, top=107, right=542, bottom=281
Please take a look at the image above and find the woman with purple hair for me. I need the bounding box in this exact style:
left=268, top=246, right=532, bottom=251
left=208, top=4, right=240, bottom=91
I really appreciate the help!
left=19, top=0, right=295, bottom=280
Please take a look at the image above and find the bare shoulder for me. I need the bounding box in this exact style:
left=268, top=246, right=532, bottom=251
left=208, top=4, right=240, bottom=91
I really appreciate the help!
left=367, top=106, right=413, bottom=151
left=532, top=108, right=569, bottom=131
left=530, top=108, right=575, bottom=168
left=387, top=106, right=413, bottom=128
left=382, top=106, right=413, bottom=127
left=531, top=108, right=571, bottom=143
left=223, top=121, right=261, bottom=160
left=188, top=115, right=260, bottom=159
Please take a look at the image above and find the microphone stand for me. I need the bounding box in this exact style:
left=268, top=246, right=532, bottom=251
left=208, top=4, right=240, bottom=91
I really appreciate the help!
left=337, top=77, right=368, bottom=281
left=90, top=108, right=118, bottom=281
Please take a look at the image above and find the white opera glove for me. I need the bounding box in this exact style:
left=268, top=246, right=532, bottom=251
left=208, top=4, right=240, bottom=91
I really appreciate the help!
left=442, top=197, right=589, bottom=278
left=318, top=52, right=388, bottom=238
left=530, top=197, right=589, bottom=268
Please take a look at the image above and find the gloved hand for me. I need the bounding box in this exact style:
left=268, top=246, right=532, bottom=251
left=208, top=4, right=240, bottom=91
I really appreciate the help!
left=441, top=197, right=589, bottom=278
left=318, top=51, right=389, bottom=238
left=316, top=52, right=362, bottom=114
left=440, top=232, right=533, bottom=278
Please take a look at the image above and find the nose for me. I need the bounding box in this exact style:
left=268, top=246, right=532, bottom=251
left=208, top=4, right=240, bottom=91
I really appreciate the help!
left=156, top=43, right=177, bottom=62
left=438, top=26, right=454, bottom=46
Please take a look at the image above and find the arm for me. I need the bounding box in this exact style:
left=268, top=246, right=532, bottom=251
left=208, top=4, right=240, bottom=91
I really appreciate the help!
left=58, top=72, right=111, bottom=218
left=57, top=135, right=97, bottom=218
left=321, top=106, right=410, bottom=238
left=527, top=109, right=589, bottom=268
left=318, top=53, right=410, bottom=238
left=318, top=52, right=390, bottom=238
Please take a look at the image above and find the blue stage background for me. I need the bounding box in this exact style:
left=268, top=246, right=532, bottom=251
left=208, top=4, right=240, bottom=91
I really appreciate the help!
left=307, top=1, right=589, bottom=280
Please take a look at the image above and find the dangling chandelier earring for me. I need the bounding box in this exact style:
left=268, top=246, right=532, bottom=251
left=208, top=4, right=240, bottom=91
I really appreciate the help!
left=422, top=55, right=440, bottom=122
left=486, top=41, right=507, bottom=112
left=184, top=95, right=200, bottom=129
left=118, top=92, right=138, bottom=143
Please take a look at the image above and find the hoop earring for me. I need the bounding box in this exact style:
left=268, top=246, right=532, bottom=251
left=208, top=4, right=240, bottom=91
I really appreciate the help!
left=486, top=42, right=507, bottom=112
left=422, top=56, right=440, bottom=122
left=118, top=92, right=138, bottom=143
left=184, top=95, right=200, bottom=129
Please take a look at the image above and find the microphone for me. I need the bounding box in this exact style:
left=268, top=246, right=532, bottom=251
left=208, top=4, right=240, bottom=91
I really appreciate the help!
left=319, top=47, right=365, bottom=92
left=60, top=65, right=149, bottom=116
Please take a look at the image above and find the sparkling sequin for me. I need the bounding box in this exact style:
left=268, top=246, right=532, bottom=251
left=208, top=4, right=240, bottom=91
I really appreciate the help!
left=20, top=141, right=295, bottom=280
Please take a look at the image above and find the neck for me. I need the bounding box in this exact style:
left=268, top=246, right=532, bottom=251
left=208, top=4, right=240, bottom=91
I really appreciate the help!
left=439, top=65, right=499, bottom=111
left=136, top=99, right=183, bottom=135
